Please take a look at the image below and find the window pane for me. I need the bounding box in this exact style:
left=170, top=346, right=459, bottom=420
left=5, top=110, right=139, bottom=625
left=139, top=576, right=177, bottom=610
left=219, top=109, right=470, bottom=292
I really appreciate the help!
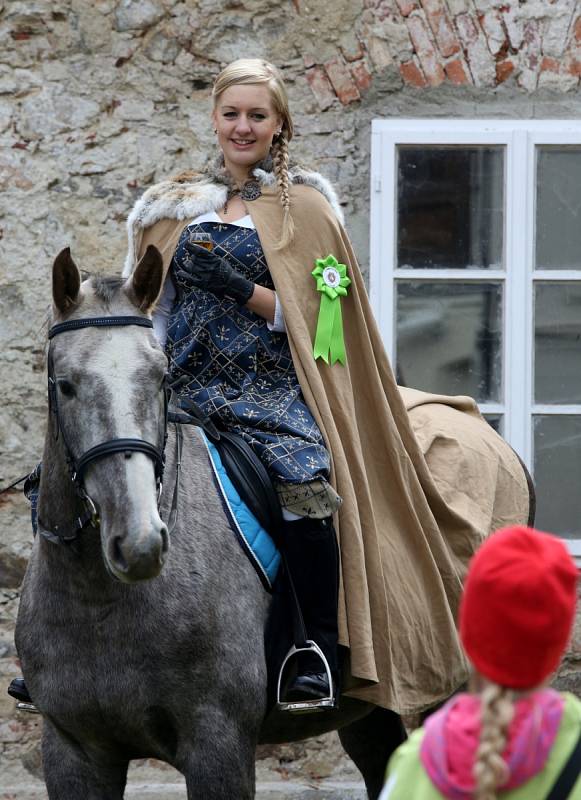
left=534, top=415, right=581, bottom=538
left=536, top=147, right=581, bottom=270
left=535, top=282, right=581, bottom=403
left=484, top=414, right=503, bottom=434
left=397, top=146, right=504, bottom=269
left=396, top=282, right=502, bottom=402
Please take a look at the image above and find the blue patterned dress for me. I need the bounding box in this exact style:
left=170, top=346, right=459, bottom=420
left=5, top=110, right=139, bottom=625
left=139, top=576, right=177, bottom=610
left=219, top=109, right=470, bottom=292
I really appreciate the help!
left=166, top=220, right=332, bottom=492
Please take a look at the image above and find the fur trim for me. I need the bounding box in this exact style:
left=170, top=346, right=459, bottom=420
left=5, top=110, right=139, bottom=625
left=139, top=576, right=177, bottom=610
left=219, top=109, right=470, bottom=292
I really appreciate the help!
left=126, top=177, right=228, bottom=236
left=123, top=167, right=344, bottom=276
left=288, top=167, right=344, bottom=225
left=123, top=177, right=228, bottom=276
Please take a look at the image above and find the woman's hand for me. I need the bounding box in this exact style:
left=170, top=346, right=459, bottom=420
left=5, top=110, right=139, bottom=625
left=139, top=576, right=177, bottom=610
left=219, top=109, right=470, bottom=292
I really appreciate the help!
left=175, top=243, right=254, bottom=305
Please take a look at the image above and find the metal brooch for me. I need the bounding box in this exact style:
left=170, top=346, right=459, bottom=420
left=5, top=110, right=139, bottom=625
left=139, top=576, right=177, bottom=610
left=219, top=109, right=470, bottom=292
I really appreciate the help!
left=240, top=180, right=262, bottom=202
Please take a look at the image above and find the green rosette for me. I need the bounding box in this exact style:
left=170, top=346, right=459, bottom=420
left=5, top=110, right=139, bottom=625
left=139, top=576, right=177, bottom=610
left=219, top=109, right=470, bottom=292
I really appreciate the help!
left=311, top=254, right=351, bottom=366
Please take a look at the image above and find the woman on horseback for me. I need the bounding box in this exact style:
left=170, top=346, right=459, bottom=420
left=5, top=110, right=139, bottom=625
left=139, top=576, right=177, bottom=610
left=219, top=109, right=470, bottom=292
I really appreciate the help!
left=129, top=59, right=343, bottom=705
left=12, top=58, right=532, bottom=720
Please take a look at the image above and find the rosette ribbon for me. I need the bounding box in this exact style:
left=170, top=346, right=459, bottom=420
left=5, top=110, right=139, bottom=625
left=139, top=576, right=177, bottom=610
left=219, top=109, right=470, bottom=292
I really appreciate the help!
left=311, top=254, right=351, bottom=365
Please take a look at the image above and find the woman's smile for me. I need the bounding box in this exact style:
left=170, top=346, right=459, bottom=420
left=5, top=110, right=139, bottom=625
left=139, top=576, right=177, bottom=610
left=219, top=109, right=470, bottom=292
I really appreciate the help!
left=231, top=138, right=256, bottom=148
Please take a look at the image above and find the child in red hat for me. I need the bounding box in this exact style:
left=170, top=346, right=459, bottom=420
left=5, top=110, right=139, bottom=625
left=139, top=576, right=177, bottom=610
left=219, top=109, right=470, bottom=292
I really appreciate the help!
left=380, top=525, right=580, bottom=800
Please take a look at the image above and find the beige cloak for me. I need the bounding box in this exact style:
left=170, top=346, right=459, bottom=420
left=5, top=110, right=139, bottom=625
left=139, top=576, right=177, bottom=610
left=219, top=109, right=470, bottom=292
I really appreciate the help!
left=124, top=170, right=531, bottom=714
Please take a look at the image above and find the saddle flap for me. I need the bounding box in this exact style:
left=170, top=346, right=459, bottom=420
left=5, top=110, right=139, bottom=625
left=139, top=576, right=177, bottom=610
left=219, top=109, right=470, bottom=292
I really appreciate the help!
left=216, top=431, right=283, bottom=543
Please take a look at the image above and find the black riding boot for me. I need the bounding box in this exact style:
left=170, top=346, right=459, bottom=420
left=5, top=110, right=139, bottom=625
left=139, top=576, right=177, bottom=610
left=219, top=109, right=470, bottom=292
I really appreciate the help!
left=282, top=516, right=339, bottom=702
left=8, top=678, right=31, bottom=703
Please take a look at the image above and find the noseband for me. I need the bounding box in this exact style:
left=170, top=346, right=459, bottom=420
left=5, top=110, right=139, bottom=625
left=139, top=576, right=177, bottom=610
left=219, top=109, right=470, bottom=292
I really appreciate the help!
left=43, top=316, right=169, bottom=545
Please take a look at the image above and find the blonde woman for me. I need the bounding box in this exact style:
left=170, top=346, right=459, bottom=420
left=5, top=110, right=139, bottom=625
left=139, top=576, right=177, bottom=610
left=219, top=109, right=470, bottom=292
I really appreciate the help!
left=380, top=525, right=581, bottom=799
left=128, top=59, right=345, bottom=704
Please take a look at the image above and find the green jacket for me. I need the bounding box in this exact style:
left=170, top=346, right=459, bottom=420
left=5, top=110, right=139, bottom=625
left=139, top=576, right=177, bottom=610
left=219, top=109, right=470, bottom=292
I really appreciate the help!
left=381, top=692, right=581, bottom=800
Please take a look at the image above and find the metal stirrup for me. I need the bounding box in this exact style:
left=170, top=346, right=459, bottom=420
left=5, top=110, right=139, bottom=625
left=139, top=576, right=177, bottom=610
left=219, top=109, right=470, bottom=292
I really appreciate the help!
left=276, top=640, right=335, bottom=713
left=16, top=701, right=40, bottom=715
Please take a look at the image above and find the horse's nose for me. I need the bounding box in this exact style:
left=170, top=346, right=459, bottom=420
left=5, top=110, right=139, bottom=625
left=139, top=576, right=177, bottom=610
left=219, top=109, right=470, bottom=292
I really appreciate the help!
left=108, top=522, right=169, bottom=582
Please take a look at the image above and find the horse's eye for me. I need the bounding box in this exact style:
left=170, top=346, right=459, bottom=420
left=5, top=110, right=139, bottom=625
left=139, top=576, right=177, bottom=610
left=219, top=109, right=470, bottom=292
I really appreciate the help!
left=57, top=379, right=75, bottom=398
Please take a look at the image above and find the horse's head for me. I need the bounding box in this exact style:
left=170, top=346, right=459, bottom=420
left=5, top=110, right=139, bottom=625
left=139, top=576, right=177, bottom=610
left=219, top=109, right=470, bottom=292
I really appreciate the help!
left=47, top=245, right=169, bottom=583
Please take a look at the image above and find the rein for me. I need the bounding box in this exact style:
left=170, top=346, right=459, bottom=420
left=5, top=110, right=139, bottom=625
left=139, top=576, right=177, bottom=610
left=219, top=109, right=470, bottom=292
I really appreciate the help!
left=42, top=315, right=170, bottom=546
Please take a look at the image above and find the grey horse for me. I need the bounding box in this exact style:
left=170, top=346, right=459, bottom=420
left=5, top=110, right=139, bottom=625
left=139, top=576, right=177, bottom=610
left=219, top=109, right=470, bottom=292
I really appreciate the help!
left=15, top=247, right=532, bottom=800
left=16, top=246, right=406, bottom=800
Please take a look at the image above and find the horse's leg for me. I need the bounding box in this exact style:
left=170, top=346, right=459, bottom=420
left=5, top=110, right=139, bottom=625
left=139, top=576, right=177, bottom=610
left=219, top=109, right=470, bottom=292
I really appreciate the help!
left=42, top=719, right=128, bottom=800
left=180, top=714, right=258, bottom=800
left=338, top=707, right=406, bottom=800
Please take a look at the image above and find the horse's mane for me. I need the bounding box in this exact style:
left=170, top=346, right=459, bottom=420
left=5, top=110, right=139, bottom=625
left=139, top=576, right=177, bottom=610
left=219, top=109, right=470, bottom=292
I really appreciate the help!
left=90, top=275, right=124, bottom=305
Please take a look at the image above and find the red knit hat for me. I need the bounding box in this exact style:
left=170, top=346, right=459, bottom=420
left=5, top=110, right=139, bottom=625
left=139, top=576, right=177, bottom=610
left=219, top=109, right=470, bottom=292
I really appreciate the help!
left=459, top=525, right=578, bottom=689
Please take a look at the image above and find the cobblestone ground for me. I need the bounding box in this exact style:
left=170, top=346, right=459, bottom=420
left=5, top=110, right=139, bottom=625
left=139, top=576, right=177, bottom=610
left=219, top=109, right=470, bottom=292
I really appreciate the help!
left=0, top=715, right=366, bottom=799
left=1, top=757, right=366, bottom=800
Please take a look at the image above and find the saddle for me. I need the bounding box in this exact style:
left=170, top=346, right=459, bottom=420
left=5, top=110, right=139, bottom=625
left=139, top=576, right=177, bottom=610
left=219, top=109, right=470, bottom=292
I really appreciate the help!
left=167, top=399, right=283, bottom=544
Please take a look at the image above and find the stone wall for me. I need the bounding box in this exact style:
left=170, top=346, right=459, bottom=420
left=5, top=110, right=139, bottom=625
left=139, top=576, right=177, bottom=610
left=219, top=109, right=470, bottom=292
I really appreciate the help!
left=1, top=0, right=581, bottom=795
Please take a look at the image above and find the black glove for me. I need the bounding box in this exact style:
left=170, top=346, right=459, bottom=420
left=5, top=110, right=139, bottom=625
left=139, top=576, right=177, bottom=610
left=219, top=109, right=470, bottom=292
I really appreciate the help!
left=175, top=243, right=254, bottom=305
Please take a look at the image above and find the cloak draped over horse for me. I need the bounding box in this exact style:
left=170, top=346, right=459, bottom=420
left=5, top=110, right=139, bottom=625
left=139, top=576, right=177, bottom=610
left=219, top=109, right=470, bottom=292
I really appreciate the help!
left=124, top=169, right=532, bottom=715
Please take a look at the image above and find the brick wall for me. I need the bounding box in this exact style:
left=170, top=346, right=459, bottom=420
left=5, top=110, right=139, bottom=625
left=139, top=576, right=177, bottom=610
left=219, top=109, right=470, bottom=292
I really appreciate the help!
left=304, top=0, right=581, bottom=103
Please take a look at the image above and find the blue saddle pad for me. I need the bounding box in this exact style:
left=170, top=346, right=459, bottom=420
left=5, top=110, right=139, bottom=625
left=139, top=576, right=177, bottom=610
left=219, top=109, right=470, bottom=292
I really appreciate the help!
left=201, top=432, right=281, bottom=591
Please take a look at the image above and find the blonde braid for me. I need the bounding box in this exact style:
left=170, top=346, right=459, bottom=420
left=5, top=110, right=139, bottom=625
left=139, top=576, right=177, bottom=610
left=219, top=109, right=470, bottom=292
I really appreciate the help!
left=271, top=133, right=294, bottom=250
left=474, top=684, right=515, bottom=800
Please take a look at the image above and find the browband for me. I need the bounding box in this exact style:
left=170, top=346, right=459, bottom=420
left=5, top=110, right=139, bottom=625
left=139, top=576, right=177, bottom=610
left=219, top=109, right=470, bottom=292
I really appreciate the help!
left=49, top=316, right=153, bottom=339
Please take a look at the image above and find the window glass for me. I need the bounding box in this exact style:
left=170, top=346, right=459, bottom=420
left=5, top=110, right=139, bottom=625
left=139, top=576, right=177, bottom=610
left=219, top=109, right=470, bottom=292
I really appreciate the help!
left=397, top=146, right=504, bottom=269
left=484, top=415, right=503, bottom=434
left=535, top=282, right=581, bottom=403
left=536, top=147, right=581, bottom=270
left=534, top=415, right=581, bottom=538
left=396, top=281, right=502, bottom=402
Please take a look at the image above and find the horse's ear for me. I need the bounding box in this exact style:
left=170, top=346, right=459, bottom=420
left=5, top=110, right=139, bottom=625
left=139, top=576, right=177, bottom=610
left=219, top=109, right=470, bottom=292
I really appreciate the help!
left=53, top=247, right=81, bottom=315
left=127, top=245, right=164, bottom=312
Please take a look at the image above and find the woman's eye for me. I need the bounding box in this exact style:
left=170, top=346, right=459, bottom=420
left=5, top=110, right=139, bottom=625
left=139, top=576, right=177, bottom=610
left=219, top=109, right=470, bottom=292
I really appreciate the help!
left=252, top=114, right=265, bottom=121
left=223, top=112, right=236, bottom=118
left=57, top=379, right=75, bottom=398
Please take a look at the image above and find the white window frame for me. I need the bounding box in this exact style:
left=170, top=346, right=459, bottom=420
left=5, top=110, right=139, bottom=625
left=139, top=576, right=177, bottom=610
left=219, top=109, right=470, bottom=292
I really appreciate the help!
left=370, top=119, right=581, bottom=560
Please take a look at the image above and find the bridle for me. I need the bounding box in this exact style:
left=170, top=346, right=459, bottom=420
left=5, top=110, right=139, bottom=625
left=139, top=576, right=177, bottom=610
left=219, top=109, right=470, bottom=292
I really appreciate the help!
left=41, top=315, right=170, bottom=545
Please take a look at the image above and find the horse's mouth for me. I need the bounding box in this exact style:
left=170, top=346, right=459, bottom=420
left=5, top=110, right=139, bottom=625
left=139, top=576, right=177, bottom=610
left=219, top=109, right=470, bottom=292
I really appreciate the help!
left=103, top=552, right=166, bottom=584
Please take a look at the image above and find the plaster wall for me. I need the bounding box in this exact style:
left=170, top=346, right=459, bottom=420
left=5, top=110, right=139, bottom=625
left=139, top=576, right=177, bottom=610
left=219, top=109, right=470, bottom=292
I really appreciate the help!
left=1, top=0, right=581, bottom=795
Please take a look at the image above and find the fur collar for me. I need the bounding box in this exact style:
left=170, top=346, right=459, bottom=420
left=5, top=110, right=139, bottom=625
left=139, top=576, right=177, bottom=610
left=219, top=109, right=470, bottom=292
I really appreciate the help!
left=124, top=165, right=343, bottom=276
left=127, top=164, right=344, bottom=230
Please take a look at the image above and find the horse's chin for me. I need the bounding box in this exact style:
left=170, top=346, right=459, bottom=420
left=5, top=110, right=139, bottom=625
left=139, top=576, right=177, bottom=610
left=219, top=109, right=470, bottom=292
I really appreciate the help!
left=103, top=555, right=165, bottom=584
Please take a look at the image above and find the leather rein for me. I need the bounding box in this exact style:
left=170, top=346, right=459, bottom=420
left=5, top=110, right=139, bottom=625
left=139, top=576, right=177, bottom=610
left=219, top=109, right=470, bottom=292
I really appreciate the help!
left=42, top=315, right=170, bottom=546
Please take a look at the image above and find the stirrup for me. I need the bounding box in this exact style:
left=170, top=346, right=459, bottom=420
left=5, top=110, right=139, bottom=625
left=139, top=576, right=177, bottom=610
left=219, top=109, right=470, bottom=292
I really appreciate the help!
left=276, top=640, right=337, bottom=713
left=16, top=701, right=40, bottom=714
